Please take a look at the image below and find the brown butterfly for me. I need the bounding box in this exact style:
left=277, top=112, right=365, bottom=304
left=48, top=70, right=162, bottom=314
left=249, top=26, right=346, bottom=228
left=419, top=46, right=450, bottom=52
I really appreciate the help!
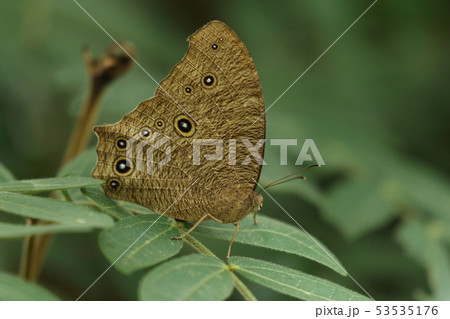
left=93, top=21, right=265, bottom=258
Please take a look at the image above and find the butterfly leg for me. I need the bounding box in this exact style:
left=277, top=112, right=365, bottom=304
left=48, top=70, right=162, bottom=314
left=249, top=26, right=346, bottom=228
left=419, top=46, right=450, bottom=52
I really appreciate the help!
left=253, top=211, right=258, bottom=225
left=172, top=214, right=240, bottom=260
left=226, top=222, right=240, bottom=260
left=172, top=213, right=224, bottom=240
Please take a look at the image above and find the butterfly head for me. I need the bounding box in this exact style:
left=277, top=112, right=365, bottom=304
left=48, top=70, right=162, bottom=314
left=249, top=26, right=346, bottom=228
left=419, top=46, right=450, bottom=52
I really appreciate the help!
left=253, top=192, right=263, bottom=212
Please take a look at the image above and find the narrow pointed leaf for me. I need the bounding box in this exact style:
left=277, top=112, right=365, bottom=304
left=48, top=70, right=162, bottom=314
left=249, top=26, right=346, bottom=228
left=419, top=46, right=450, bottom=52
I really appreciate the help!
left=0, top=191, right=113, bottom=228
left=81, top=187, right=133, bottom=220
left=58, top=148, right=97, bottom=177
left=98, top=214, right=182, bottom=274
left=139, top=254, right=233, bottom=301
left=396, top=219, right=450, bottom=300
left=0, top=176, right=103, bottom=194
left=395, top=219, right=430, bottom=266
left=193, top=215, right=346, bottom=275
left=0, top=163, right=15, bottom=182
left=322, top=179, right=394, bottom=239
left=119, top=201, right=157, bottom=215
left=230, top=257, right=370, bottom=301
left=0, top=271, right=59, bottom=301
left=428, top=242, right=450, bottom=300
left=0, top=222, right=91, bottom=238
left=57, top=149, right=99, bottom=202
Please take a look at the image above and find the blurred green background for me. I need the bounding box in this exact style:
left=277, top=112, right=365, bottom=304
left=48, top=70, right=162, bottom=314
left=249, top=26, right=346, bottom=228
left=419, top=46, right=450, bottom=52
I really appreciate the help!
left=0, top=0, right=449, bottom=300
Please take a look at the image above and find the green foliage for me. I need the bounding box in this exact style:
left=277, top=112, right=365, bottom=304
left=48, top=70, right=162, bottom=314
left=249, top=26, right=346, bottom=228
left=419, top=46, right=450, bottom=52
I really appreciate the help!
left=0, top=0, right=448, bottom=301
left=139, top=255, right=234, bottom=301
left=0, top=271, right=59, bottom=301
left=0, top=177, right=103, bottom=194
left=0, top=163, right=15, bottom=182
left=98, top=214, right=182, bottom=274
left=58, top=148, right=98, bottom=178
left=396, top=220, right=450, bottom=300
left=229, top=256, right=369, bottom=301
left=95, top=187, right=359, bottom=298
left=0, top=222, right=90, bottom=239
left=194, top=215, right=346, bottom=275
left=138, top=254, right=369, bottom=301
left=81, top=187, right=133, bottom=220
left=0, top=173, right=360, bottom=300
left=321, top=178, right=394, bottom=239
left=0, top=191, right=113, bottom=228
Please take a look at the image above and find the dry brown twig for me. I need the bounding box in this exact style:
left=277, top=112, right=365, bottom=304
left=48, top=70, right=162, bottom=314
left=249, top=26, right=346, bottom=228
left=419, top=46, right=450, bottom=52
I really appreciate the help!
left=20, top=42, right=135, bottom=281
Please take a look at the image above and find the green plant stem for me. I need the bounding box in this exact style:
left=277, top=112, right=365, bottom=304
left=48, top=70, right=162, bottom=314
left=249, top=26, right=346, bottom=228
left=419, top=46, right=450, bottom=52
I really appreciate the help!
left=18, top=219, right=33, bottom=279
left=181, top=233, right=258, bottom=301
left=182, top=233, right=216, bottom=256
left=60, top=189, right=73, bottom=202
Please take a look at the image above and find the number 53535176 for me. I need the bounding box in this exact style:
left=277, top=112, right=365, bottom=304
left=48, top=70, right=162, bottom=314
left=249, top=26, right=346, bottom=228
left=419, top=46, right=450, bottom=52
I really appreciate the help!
left=375, top=305, right=438, bottom=316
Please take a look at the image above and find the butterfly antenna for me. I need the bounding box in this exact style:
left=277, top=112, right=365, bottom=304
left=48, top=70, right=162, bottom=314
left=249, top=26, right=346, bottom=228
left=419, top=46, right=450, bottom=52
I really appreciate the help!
left=258, top=164, right=320, bottom=193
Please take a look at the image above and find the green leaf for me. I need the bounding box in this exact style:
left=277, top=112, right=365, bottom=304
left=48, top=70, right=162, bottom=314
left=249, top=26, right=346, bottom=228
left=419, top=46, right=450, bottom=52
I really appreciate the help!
left=0, top=191, right=113, bottom=228
left=0, top=176, right=103, bottom=194
left=81, top=187, right=133, bottom=220
left=119, top=201, right=157, bottom=215
left=230, top=256, right=370, bottom=301
left=0, top=163, right=15, bottom=182
left=0, top=271, right=59, bottom=301
left=139, top=254, right=233, bottom=300
left=192, top=215, right=346, bottom=275
left=98, top=214, right=182, bottom=274
left=396, top=219, right=450, bottom=300
left=321, top=179, right=394, bottom=239
left=431, top=220, right=450, bottom=246
left=0, top=221, right=91, bottom=238
left=395, top=219, right=429, bottom=266
left=57, top=149, right=99, bottom=202
left=390, top=161, right=450, bottom=222
left=428, top=242, right=450, bottom=301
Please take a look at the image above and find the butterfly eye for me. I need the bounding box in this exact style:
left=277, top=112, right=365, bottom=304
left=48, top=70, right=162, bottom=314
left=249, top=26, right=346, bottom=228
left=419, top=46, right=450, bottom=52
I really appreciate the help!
left=174, top=115, right=195, bottom=137
left=140, top=128, right=151, bottom=139
left=115, top=137, right=128, bottom=151
left=114, top=157, right=134, bottom=176
left=202, top=73, right=216, bottom=88
left=107, top=178, right=122, bottom=192
left=184, top=85, right=193, bottom=95
left=155, top=119, right=165, bottom=129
